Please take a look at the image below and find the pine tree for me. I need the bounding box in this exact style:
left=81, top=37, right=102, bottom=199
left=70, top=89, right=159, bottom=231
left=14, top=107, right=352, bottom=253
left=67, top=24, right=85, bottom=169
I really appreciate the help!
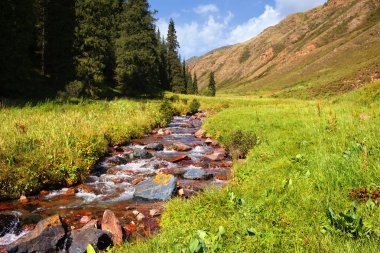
left=0, top=0, right=36, bottom=97
left=157, top=30, right=169, bottom=90
left=166, top=19, right=185, bottom=93
left=208, top=71, right=216, bottom=97
left=115, top=0, right=160, bottom=96
left=74, top=0, right=122, bottom=98
left=193, top=72, right=198, bottom=95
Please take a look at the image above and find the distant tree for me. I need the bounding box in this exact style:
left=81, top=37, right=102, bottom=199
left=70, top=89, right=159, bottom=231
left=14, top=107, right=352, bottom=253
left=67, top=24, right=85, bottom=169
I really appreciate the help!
left=157, top=29, right=169, bottom=90
left=74, top=0, right=122, bottom=98
left=115, top=0, right=160, bottom=95
left=208, top=71, right=216, bottom=97
left=193, top=72, right=198, bottom=94
left=166, top=19, right=185, bottom=93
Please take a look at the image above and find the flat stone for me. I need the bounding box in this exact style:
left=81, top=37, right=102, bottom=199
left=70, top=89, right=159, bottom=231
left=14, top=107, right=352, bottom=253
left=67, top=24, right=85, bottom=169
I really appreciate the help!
left=149, top=209, right=161, bottom=217
left=134, top=174, right=177, bottom=201
left=107, top=155, right=128, bottom=165
left=69, top=228, right=113, bottom=253
left=183, top=168, right=210, bottom=180
left=7, top=215, right=65, bottom=253
left=101, top=210, right=123, bottom=245
left=145, top=143, right=164, bottom=151
left=172, top=142, right=192, bottom=152
left=206, top=152, right=225, bottom=161
left=80, top=216, right=91, bottom=224
left=167, top=154, right=190, bottom=163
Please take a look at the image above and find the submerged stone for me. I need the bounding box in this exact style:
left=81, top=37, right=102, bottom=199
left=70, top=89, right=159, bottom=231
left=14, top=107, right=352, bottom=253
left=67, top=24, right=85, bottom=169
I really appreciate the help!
left=133, top=149, right=153, bottom=159
left=134, top=174, right=177, bottom=201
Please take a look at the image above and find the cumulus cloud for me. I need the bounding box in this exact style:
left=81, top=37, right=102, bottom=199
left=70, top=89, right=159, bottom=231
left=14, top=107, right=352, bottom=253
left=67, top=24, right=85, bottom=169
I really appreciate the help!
left=194, top=4, right=219, bottom=14
left=159, top=0, right=326, bottom=58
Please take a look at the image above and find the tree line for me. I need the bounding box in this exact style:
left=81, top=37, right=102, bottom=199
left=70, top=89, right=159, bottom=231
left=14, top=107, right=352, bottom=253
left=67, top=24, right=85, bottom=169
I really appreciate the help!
left=0, top=0, right=200, bottom=99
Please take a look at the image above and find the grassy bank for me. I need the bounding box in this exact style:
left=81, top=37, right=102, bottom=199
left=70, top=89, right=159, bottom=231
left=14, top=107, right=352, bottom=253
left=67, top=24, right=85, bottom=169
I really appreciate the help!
left=0, top=98, right=188, bottom=199
left=116, top=82, right=380, bottom=252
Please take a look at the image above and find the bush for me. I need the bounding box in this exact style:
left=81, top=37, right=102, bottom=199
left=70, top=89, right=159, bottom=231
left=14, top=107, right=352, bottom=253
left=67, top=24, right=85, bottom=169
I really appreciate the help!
left=169, top=94, right=180, bottom=102
left=159, top=99, right=177, bottom=126
left=189, top=99, right=201, bottom=115
left=181, top=98, right=188, bottom=105
left=225, top=129, right=258, bottom=159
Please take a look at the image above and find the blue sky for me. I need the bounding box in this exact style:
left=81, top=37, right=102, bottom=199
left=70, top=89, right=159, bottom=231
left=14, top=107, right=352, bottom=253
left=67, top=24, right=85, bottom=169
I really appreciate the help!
left=149, top=0, right=325, bottom=58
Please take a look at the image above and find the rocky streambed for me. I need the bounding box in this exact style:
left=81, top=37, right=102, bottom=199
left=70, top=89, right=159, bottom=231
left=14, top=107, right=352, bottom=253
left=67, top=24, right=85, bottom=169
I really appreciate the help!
left=0, top=112, right=232, bottom=252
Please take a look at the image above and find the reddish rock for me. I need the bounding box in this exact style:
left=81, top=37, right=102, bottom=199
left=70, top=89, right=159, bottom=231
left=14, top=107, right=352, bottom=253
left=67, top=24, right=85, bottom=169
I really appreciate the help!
left=166, top=154, right=190, bottom=163
left=206, top=152, right=225, bottom=161
left=172, top=142, right=192, bottom=151
left=64, top=188, right=77, bottom=196
left=22, top=224, right=37, bottom=231
left=101, top=210, right=123, bottom=245
left=165, top=130, right=172, bottom=135
left=80, top=216, right=91, bottom=224
left=205, top=138, right=213, bottom=145
left=76, top=184, right=93, bottom=193
left=149, top=209, right=161, bottom=217
left=39, top=190, right=49, bottom=195
left=131, top=178, right=144, bottom=186
left=18, top=195, right=28, bottom=204
left=157, top=129, right=165, bottom=135
left=211, top=140, right=219, bottom=146
left=82, top=219, right=98, bottom=229
left=0, top=203, right=16, bottom=211
left=195, top=129, right=206, bottom=138
left=178, top=188, right=185, bottom=196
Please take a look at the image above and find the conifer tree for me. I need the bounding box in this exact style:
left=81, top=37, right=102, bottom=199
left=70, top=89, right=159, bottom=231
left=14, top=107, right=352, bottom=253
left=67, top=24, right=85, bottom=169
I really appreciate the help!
left=166, top=19, right=185, bottom=93
left=157, top=30, right=169, bottom=90
left=74, top=0, right=122, bottom=98
left=193, top=72, right=198, bottom=95
left=115, top=0, right=160, bottom=95
left=208, top=71, right=216, bottom=97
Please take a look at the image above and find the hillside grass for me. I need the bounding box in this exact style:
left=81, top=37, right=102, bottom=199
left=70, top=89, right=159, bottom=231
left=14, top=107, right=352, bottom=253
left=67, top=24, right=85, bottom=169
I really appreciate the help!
left=0, top=98, right=189, bottom=199
left=115, top=83, right=380, bottom=252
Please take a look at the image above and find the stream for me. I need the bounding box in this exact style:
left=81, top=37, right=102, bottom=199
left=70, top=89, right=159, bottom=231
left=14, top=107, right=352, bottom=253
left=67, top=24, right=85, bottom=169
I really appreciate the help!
left=0, top=112, right=232, bottom=251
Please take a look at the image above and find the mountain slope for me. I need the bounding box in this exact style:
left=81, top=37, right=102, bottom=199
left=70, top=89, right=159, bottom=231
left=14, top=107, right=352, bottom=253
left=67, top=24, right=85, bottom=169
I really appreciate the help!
left=189, top=0, right=380, bottom=97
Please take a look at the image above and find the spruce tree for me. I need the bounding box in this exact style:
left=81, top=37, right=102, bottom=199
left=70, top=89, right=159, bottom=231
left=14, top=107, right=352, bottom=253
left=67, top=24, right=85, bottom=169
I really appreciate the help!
left=193, top=72, right=198, bottom=95
left=115, top=0, right=160, bottom=96
left=0, top=0, right=36, bottom=97
left=167, top=19, right=185, bottom=93
left=157, top=30, right=169, bottom=90
left=74, top=0, right=122, bottom=98
left=208, top=71, right=216, bottom=97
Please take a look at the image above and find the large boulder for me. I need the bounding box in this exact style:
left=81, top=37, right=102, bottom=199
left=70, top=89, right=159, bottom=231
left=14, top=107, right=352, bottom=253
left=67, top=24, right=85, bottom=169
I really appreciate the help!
left=134, top=174, right=177, bottom=201
left=145, top=143, right=164, bottom=151
left=101, top=210, right=123, bottom=245
left=69, top=228, right=113, bottom=253
left=7, top=215, right=66, bottom=253
left=0, top=212, right=22, bottom=237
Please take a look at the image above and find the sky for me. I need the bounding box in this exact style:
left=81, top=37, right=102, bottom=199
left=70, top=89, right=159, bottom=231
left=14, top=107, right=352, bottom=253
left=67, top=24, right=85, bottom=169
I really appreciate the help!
left=149, top=0, right=326, bottom=59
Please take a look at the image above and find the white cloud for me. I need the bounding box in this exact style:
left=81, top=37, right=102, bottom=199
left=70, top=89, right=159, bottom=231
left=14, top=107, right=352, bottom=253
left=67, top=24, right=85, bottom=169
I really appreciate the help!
left=159, top=0, right=326, bottom=58
left=194, top=4, right=219, bottom=14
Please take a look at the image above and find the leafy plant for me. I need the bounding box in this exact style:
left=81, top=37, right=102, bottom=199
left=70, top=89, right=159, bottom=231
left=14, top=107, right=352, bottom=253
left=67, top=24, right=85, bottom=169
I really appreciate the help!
left=189, top=99, right=201, bottom=115
left=159, top=99, right=177, bottom=126
left=227, top=189, right=245, bottom=206
left=87, top=244, right=96, bottom=253
left=322, top=203, right=378, bottom=238
left=175, top=226, right=226, bottom=253
left=225, top=129, right=258, bottom=159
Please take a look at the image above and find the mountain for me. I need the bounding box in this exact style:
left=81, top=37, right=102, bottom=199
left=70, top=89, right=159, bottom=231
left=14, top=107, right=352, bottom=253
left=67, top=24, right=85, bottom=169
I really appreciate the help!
left=188, top=0, right=380, bottom=97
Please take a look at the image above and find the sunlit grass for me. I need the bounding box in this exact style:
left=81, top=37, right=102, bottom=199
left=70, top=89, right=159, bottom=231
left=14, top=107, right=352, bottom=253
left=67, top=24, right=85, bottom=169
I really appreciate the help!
left=116, top=83, right=380, bottom=252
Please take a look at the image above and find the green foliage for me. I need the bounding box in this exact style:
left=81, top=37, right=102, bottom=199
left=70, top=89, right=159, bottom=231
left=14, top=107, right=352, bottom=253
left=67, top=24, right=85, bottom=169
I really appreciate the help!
left=158, top=99, right=177, bottom=126
left=175, top=226, right=226, bottom=253
left=224, top=129, right=258, bottom=159
left=115, top=0, right=160, bottom=96
left=87, top=244, right=96, bottom=253
left=208, top=72, right=216, bottom=97
left=322, top=203, right=378, bottom=238
left=167, top=19, right=186, bottom=93
left=0, top=99, right=166, bottom=199
left=62, top=80, right=85, bottom=98
left=189, top=99, right=201, bottom=115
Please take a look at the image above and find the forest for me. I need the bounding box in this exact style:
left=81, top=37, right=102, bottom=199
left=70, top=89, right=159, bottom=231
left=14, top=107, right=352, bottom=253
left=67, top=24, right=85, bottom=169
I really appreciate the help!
left=0, top=0, right=198, bottom=99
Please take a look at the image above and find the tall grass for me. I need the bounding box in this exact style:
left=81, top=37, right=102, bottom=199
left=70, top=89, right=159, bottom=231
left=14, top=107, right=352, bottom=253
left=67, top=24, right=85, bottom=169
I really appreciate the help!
left=115, top=83, right=380, bottom=252
left=0, top=99, right=181, bottom=199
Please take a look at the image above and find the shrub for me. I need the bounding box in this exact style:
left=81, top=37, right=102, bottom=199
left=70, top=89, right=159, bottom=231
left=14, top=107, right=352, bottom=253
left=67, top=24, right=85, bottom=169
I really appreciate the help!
left=169, top=94, right=180, bottom=102
left=65, top=80, right=84, bottom=98
left=181, top=98, right=188, bottom=105
left=159, top=99, right=177, bottom=126
left=189, top=99, right=201, bottom=115
left=225, top=129, right=258, bottom=159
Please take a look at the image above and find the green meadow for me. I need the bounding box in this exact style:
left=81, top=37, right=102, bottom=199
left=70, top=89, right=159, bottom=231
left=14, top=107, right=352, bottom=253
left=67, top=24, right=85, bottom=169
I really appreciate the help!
left=114, top=81, right=380, bottom=252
